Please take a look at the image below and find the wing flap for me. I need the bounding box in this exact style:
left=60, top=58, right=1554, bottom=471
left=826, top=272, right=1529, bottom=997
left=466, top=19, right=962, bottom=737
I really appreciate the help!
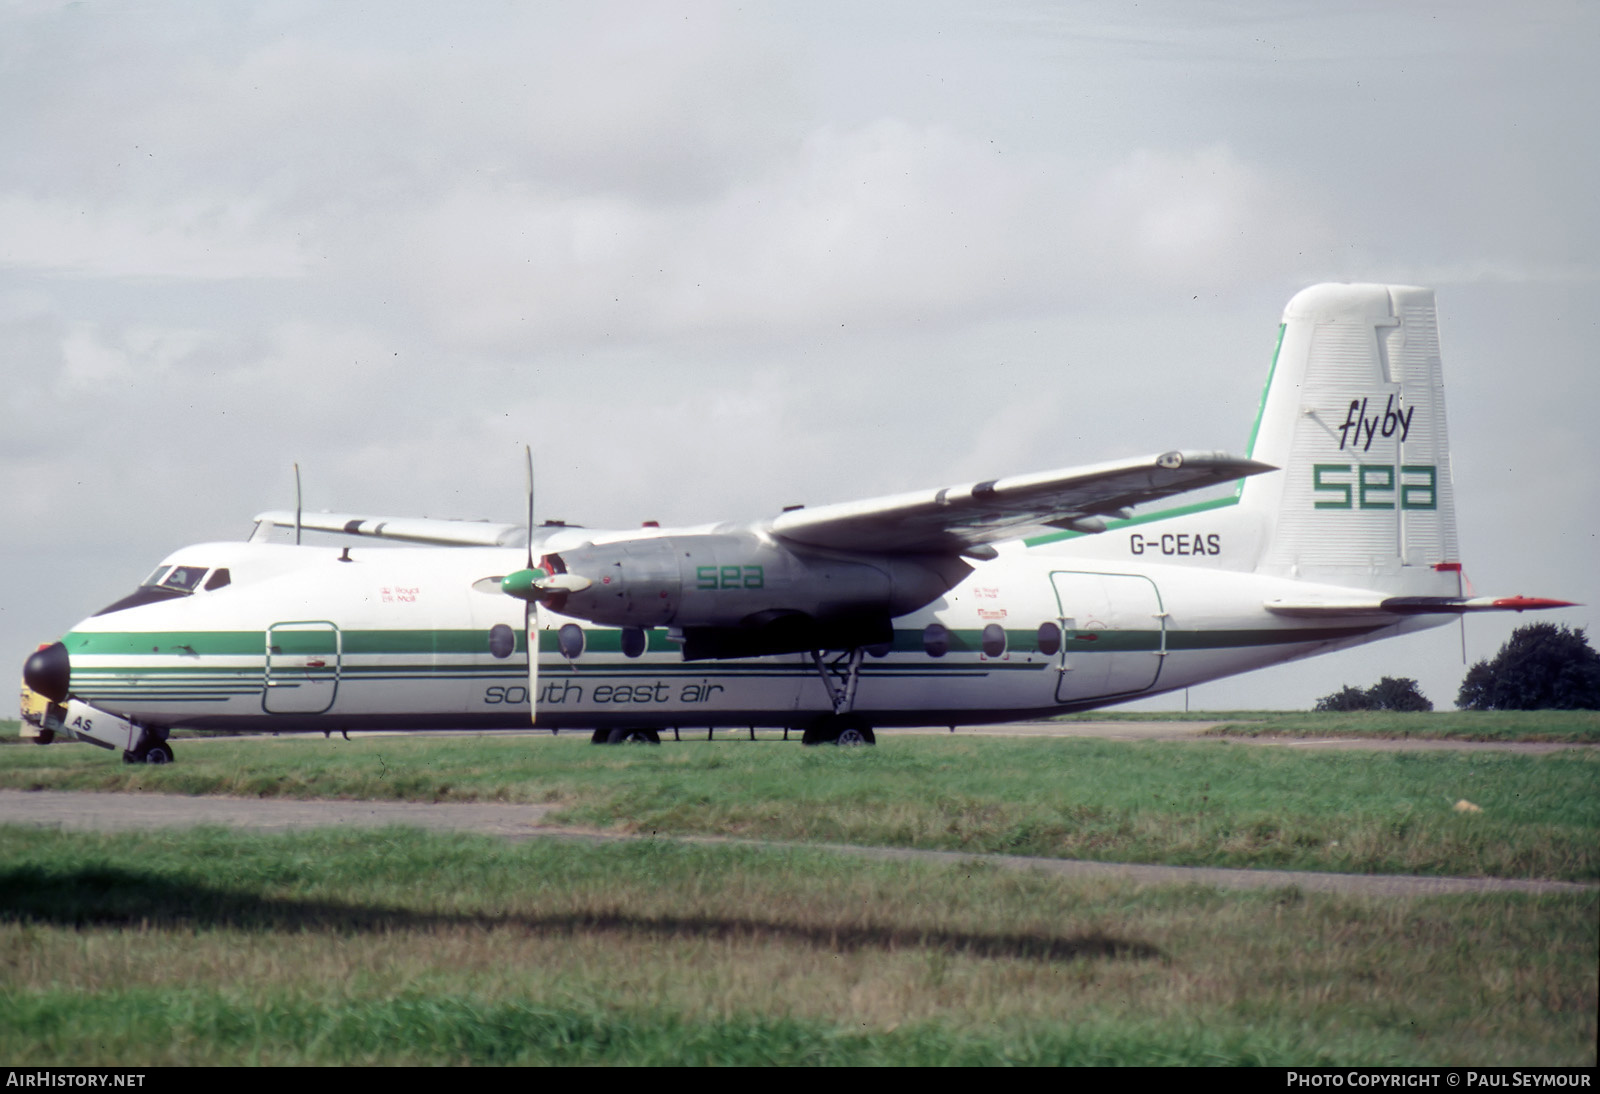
left=770, top=450, right=1272, bottom=554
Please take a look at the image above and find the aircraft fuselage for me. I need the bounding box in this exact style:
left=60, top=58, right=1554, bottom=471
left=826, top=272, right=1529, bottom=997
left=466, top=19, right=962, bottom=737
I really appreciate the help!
left=49, top=538, right=1422, bottom=734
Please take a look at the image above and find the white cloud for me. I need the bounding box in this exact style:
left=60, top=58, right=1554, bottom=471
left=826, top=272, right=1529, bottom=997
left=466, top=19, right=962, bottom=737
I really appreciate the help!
left=1073, top=145, right=1330, bottom=288
left=374, top=130, right=1341, bottom=354
left=386, top=119, right=1060, bottom=351
left=0, top=194, right=311, bottom=280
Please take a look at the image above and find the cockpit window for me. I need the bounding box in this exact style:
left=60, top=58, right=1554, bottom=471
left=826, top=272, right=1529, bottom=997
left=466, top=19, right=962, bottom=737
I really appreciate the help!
left=97, top=562, right=228, bottom=616
left=160, top=566, right=209, bottom=592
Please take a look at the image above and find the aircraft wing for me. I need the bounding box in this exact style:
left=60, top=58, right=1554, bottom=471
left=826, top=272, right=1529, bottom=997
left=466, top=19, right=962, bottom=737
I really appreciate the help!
left=250, top=449, right=1270, bottom=555
left=768, top=450, right=1273, bottom=556
left=251, top=510, right=524, bottom=547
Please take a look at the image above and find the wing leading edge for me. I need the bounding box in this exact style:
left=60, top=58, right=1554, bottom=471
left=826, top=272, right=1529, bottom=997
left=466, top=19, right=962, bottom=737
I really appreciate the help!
left=250, top=511, right=525, bottom=547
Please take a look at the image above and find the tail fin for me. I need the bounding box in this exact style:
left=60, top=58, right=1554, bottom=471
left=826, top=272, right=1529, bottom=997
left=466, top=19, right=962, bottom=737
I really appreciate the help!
left=1240, top=283, right=1460, bottom=596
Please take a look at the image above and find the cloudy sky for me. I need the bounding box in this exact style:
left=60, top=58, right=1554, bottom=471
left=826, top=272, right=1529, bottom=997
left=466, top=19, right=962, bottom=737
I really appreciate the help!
left=3, top=0, right=1595, bottom=711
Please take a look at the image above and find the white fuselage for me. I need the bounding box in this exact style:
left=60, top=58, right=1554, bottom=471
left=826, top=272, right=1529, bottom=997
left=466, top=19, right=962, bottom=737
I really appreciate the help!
left=56, top=535, right=1436, bottom=733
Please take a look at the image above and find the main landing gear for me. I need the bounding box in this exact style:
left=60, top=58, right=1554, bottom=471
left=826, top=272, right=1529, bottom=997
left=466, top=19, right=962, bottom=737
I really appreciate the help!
left=123, top=730, right=174, bottom=765
left=586, top=645, right=878, bottom=747
left=802, top=712, right=875, bottom=747
left=591, top=728, right=661, bottom=745
left=803, top=648, right=875, bottom=747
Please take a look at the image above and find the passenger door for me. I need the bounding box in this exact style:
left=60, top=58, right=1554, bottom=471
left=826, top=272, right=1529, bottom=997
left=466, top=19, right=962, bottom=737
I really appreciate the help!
left=263, top=621, right=341, bottom=714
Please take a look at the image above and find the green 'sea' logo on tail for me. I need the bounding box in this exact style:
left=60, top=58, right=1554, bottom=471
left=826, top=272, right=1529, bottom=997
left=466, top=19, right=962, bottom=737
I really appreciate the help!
left=1313, top=464, right=1437, bottom=510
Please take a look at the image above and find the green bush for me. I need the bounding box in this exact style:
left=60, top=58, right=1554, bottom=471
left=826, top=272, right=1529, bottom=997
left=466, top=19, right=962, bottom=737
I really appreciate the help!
left=1457, top=624, right=1600, bottom=710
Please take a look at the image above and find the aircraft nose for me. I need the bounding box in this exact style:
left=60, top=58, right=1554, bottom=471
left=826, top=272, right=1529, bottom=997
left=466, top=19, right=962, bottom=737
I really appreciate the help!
left=23, top=641, right=71, bottom=703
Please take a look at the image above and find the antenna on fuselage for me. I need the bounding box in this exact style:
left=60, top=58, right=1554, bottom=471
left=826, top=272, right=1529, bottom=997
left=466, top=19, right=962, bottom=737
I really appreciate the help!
left=293, top=462, right=303, bottom=546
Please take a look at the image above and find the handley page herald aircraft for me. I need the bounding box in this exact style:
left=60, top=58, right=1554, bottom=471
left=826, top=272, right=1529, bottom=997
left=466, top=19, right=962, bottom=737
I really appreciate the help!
left=20, top=283, right=1573, bottom=761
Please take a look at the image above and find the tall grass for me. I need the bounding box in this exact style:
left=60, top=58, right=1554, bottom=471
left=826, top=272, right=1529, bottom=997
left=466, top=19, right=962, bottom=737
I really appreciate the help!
left=2, top=827, right=1593, bottom=1065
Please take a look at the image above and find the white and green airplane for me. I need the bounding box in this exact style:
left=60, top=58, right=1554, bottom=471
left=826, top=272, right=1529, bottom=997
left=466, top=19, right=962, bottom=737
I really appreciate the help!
left=20, top=283, right=1572, bottom=761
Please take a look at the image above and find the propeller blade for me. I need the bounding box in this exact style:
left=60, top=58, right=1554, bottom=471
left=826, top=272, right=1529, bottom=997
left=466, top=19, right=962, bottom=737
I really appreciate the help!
left=524, top=446, right=535, bottom=569
left=523, top=445, right=537, bottom=726
left=527, top=601, right=539, bottom=726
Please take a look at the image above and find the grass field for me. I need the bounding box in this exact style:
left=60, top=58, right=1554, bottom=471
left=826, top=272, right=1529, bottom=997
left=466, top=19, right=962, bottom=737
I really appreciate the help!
left=4, top=715, right=1595, bottom=1064
left=2, top=826, right=1593, bottom=1066
left=2, top=728, right=1597, bottom=880
left=1197, top=710, right=1600, bottom=744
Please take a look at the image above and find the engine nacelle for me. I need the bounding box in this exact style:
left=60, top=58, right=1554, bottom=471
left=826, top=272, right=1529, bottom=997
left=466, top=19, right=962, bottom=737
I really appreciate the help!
left=547, top=533, right=968, bottom=633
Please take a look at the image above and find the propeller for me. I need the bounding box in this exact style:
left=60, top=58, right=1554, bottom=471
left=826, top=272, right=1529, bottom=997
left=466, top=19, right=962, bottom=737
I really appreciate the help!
left=523, top=449, right=537, bottom=723
left=499, top=447, right=591, bottom=725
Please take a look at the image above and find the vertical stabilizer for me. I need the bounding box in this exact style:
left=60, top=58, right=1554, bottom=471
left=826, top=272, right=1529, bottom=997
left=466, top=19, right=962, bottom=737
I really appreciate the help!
left=1241, top=283, right=1460, bottom=595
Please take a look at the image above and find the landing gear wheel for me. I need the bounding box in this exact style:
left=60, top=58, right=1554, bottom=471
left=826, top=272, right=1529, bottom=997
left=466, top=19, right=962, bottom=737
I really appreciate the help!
left=605, top=728, right=660, bottom=745
left=591, top=728, right=610, bottom=744
left=834, top=720, right=874, bottom=747
left=123, top=738, right=174, bottom=764
left=801, top=714, right=875, bottom=747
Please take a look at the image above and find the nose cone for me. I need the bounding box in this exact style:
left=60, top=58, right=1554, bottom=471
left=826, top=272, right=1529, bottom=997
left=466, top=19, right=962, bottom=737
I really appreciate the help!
left=23, top=641, right=71, bottom=703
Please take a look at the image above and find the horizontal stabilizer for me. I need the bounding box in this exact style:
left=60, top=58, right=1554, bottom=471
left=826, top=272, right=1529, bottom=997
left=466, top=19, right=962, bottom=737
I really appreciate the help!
left=1265, top=595, right=1577, bottom=618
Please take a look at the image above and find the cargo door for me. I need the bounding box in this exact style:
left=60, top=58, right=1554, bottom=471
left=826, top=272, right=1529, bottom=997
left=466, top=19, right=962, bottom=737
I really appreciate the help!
left=1050, top=572, right=1165, bottom=702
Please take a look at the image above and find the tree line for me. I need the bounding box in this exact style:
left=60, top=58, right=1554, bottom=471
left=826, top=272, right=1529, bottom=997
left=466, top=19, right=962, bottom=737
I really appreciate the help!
left=1315, top=623, right=1599, bottom=712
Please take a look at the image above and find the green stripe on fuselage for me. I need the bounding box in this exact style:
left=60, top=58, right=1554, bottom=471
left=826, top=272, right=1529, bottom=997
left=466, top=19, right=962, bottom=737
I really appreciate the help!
left=65, top=623, right=1379, bottom=664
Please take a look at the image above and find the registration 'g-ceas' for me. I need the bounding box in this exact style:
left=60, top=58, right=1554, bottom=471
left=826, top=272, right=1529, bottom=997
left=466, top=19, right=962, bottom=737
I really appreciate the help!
left=20, top=285, right=1572, bottom=762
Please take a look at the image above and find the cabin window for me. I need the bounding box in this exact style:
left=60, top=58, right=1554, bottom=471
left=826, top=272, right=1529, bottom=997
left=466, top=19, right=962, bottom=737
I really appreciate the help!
left=865, top=641, right=892, bottom=658
left=558, top=623, right=585, bottom=659
left=981, top=624, right=1006, bottom=658
left=1037, top=621, right=1062, bottom=656
left=204, top=568, right=232, bottom=591
left=620, top=627, right=647, bottom=659
left=922, top=623, right=949, bottom=658
left=488, top=623, right=516, bottom=659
